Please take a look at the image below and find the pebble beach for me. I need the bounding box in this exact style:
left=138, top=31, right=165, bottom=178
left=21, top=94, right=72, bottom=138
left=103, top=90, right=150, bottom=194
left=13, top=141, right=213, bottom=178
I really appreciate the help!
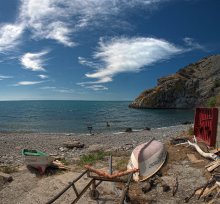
left=0, top=124, right=192, bottom=167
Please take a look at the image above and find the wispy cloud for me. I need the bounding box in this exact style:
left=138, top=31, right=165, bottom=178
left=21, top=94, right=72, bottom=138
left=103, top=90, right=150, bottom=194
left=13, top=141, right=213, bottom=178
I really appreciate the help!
left=0, top=23, right=24, bottom=53
left=55, top=89, right=74, bottom=93
left=20, top=50, right=49, bottom=71
left=13, top=81, right=44, bottom=86
left=86, top=84, right=108, bottom=91
left=78, top=37, right=184, bottom=89
left=183, top=37, right=205, bottom=51
left=0, top=75, right=14, bottom=80
left=38, top=74, right=48, bottom=79
left=78, top=57, right=101, bottom=69
left=40, top=86, right=56, bottom=89
left=39, top=86, right=74, bottom=93
left=0, top=0, right=169, bottom=50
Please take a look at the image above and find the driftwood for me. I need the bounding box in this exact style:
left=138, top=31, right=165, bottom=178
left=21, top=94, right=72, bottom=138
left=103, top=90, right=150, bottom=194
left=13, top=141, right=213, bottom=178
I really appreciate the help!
left=84, top=165, right=138, bottom=179
left=187, top=136, right=218, bottom=161
left=197, top=184, right=218, bottom=199
left=185, top=186, right=203, bottom=203
left=184, top=178, right=216, bottom=203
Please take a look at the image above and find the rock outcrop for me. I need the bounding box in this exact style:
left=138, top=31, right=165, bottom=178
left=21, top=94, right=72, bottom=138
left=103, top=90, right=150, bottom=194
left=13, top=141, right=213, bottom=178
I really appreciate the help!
left=129, top=55, right=220, bottom=109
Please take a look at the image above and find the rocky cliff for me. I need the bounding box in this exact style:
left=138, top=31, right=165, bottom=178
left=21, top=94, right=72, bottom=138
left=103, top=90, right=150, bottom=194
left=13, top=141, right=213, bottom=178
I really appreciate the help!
left=129, top=55, right=220, bottom=109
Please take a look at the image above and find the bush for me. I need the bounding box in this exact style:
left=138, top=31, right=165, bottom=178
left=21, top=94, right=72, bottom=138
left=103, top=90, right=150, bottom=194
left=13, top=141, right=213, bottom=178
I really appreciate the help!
left=207, top=97, right=217, bottom=107
left=214, top=79, right=220, bottom=88
left=216, top=95, right=220, bottom=106
left=188, top=126, right=194, bottom=136
left=0, top=166, right=18, bottom=174
left=79, top=151, right=108, bottom=166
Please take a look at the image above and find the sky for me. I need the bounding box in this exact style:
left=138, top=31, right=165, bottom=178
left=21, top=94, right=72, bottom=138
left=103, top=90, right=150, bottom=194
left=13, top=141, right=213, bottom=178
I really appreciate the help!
left=0, top=0, right=220, bottom=101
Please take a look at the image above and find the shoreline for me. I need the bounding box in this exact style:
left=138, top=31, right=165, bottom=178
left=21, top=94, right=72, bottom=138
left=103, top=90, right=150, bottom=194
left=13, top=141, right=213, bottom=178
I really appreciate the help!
left=0, top=124, right=192, bottom=167
left=0, top=123, right=193, bottom=135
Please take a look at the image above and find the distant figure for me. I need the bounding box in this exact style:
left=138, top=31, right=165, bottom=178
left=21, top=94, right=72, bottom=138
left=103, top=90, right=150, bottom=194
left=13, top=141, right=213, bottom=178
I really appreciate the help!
left=87, top=125, right=93, bottom=134
left=106, top=121, right=110, bottom=127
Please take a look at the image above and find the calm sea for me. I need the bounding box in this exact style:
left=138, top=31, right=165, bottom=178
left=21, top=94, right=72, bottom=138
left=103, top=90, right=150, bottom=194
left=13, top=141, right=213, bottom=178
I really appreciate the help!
left=0, top=101, right=194, bottom=133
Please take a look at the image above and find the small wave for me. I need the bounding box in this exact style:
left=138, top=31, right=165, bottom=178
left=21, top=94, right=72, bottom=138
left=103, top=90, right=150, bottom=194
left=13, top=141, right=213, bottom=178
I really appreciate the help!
left=113, top=131, right=126, bottom=135
left=132, top=129, right=143, bottom=132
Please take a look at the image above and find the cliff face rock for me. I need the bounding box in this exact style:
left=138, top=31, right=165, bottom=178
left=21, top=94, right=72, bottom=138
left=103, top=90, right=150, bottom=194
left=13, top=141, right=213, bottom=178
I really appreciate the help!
left=129, top=55, right=220, bottom=109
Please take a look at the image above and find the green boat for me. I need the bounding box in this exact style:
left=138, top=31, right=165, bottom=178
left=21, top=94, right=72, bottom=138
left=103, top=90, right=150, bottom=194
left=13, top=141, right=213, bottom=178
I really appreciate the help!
left=22, top=149, right=54, bottom=174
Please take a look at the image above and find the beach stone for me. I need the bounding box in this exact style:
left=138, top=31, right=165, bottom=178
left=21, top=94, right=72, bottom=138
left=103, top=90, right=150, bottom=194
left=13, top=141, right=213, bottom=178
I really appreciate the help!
left=125, top=128, right=132, bottom=132
left=181, top=121, right=192, bottom=125
left=0, top=172, right=13, bottom=183
left=144, top=127, right=151, bottom=131
left=141, top=181, right=152, bottom=193
left=59, top=147, right=68, bottom=152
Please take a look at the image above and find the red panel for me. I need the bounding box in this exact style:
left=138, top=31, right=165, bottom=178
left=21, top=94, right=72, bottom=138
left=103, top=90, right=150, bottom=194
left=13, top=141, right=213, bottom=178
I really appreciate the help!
left=194, top=108, right=218, bottom=147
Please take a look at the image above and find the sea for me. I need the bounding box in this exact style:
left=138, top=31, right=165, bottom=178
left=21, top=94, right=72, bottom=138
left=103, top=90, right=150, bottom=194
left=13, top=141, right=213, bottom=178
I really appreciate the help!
left=0, top=101, right=194, bottom=133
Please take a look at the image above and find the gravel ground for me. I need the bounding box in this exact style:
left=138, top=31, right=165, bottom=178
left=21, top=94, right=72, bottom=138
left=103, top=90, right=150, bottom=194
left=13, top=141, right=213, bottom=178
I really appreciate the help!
left=0, top=124, right=192, bottom=166
left=1, top=124, right=214, bottom=204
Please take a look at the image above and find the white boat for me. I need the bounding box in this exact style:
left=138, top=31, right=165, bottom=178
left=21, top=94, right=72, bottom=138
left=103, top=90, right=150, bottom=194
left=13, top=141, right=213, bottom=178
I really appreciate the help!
left=127, top=139, right=167, bottom=181
left=22, top=149, right=54, bottom=174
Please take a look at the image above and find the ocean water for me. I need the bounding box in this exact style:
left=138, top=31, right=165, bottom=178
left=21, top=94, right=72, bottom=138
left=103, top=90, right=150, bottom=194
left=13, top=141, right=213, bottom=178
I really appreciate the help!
left=0, top=101, right=194, bottom=133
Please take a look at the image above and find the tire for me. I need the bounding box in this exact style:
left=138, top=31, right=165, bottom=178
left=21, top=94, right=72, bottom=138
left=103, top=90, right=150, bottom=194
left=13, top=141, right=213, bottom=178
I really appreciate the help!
left=89, top=189, right=100, bottom=200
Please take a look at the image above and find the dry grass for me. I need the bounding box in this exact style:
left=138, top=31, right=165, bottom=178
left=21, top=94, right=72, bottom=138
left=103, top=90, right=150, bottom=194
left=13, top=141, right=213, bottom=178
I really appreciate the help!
left=0, top=166, right=18, bottom=174
left=114, top=157, right=129, bottom=171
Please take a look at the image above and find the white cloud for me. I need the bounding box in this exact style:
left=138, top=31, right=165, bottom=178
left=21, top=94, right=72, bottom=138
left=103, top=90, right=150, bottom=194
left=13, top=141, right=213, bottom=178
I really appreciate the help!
left=86, top=84, right=108, bottom=91
left=14, top=81, right=44, bottom=86
left=20, top=50, right=49, bottom=71
left=38, top=74, right=48, bottom=79
left=55, top=89, right=74, bottom=93
left=40, top=86, right=56, bottom=89
left=78, top=57, right=101, bottom=69
left=44, top=21, right=75, bottom=47
left=0, top=75, right=13, bottom=80
left=39, top=86, right=74, bottom=93
left=183, top=37, right=205, bottom=50
left=79, top=37, right=184, bottom=86
left=0, top=0, right=168, bottom=50
left=0, top=23, right=24, bottom=52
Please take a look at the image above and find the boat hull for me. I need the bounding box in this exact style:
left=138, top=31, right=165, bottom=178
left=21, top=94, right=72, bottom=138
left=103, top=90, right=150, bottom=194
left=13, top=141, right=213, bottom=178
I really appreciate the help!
left=127, top=139, right=167, bottom=181
left=22, top=149, right=54, bottom=174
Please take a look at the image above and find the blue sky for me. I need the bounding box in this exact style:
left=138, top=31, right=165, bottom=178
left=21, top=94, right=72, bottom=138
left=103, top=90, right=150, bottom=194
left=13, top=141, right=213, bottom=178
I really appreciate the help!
left=0, top=0, right=219, bottom=101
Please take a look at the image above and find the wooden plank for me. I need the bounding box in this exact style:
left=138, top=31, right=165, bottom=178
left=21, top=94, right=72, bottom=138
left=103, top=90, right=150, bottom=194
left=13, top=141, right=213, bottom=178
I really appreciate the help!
left=205, top=160, right=219, bottom=168
left=209, top=149, right=220, bottom=154
left=187, top=154, right=204, bottom=163
left=207, top=161, right=220, bottom=172
left=195, top=184, right=218, bottom=197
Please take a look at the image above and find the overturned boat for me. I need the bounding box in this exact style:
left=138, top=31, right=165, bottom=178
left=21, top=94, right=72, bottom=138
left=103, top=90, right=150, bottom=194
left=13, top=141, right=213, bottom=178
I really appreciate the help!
left=22, top=149, right=54, bottom=174
left=127, top=138, right=167, bottom=181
